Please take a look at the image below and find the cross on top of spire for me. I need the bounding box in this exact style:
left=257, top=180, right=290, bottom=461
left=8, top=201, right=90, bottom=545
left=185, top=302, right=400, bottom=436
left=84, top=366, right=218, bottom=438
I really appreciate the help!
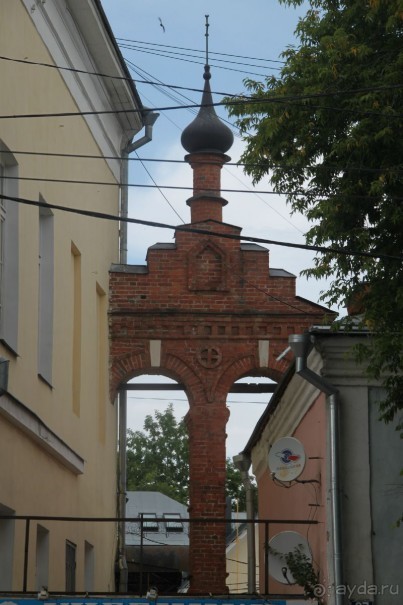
left=205, top=14, right=209, bottom=66
left=181, top=16, right=233, bottom=155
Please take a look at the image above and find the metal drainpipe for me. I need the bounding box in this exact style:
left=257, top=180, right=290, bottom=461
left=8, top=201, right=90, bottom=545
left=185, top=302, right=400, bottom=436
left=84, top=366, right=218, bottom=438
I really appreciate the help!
left=117, top=110, right=159, bottom=592
left=233, top=453, right=256, bottom=594
left=120, top=110, right=159, bottom=265
left=118, top=389, right=128, bottom=592
left=288, top=333, right=343, bottom=605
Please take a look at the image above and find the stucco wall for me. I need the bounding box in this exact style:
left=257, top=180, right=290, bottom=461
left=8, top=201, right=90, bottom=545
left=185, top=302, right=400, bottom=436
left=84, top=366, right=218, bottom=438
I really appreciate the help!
left=0, top=0, right=139, bottom=592
left=257, top=395, right=328, bottom=595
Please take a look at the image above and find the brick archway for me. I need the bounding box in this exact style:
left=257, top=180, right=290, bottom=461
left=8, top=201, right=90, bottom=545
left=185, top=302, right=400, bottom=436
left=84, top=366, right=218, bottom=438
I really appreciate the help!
left=109, top=83, right=333, bottom=592
left=109, top=260, right=331, bottom=593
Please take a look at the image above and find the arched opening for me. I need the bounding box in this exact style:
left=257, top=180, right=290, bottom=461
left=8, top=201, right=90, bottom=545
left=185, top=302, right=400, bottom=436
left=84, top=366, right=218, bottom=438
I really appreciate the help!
left=121, top=373, right=190, bottom=595
left=119, top=370, right=276, bottom=596
left=225, top=374, right=276, bottom=594
left=226, top=375, right=277, bottom=463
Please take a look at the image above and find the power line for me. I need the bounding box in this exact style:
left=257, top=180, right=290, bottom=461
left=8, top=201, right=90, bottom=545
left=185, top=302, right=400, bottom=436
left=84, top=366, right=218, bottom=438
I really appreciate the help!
left=120, top=44, right=276, bottom=77
left=1, top=193, right=402, bottom=262
left=0, top=54, right=267, bottom=97
left=1, top=57, right=402, bottom=121
left=124, top=61, right=301, bottom=240
left=116, top=38, right=286, bottom=66
left=2, top=54, right=402, bottom=103
left=1, top=96, right=401, bottom=121
left=127, top=395, right=269, bottom=404
left=0, top=55, right=403, bottom=100
left=134, top=151, right=185, bottom=223
left=2, top=174, right=402, bottom=202
left=2, top=149, right=402, bottom=177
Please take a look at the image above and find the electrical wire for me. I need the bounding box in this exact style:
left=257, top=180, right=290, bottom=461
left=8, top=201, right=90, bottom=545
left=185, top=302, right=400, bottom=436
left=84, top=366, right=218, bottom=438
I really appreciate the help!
left=5, top=57, right=399, bottom=256
left=0, top=89, right=402, bottom=121
left=2, top=174, right=402, bottom=202
left=127, top=395, right=270, bottom=404
left=0, top=185, right=395, bottom=319
left=2, top=148, right=402, bottom=178
left=1, top=149, right=403, bottom=182
left=4, top=53, right=403, bottom=101
left=1, top=193, right=402, bottom=262
left=0, top=53, right=273, bottom=96
left=120, top=44, right=274, bottom=78
left=124, top=59, right=302, bottom=237
left=116, top=37, right=286, bottom=66
left=2, top=54, right=402, bottom=130
left=134, top=151, right=185, bottom=223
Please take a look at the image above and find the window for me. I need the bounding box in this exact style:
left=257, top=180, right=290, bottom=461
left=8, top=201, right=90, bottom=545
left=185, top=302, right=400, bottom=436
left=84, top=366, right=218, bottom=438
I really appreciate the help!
left=65, top=540, right=76, bottom=592
left=71, top=242, right=81, bottom=415
left=84, top=541, right=94, bottom=592
left=141, top=513, right=159, bottom=532
left=164, top=513, right=183, bottom=533
left=36, top=525, right=49, bottom=590
left=0, top=163, right=5, bottom=315
left=0, top=142, right=19, bottom=352
left=0, top=503, right=15, bottom=590
left=96, top=283, right=107, bottom=443
left=0, top=162, right=5, bottom=256
left=38, top=201, right=54, bottom=385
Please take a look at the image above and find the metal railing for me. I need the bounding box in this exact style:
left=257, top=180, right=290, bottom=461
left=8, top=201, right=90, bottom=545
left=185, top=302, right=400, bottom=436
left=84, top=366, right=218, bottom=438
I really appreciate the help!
left=0, top=514, right=318, bottom=597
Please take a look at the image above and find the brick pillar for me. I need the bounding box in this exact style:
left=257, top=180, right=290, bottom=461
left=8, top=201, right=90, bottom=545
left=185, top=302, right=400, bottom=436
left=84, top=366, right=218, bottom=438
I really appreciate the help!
left=185, top=152, right=230, bottom=223
left=185, top=395, right=230, bottom=595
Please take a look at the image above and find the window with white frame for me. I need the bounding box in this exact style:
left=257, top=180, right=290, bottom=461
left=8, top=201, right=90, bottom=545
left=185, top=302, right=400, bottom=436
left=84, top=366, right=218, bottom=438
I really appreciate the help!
left=141, top=513, right=159, bottom=532
left=163, top=513, right=183, bottom=533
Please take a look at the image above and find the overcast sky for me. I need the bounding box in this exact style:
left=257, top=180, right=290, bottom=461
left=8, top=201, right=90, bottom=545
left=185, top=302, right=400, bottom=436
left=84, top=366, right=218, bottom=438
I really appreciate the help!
left=100, top=0, right=339, bottom=458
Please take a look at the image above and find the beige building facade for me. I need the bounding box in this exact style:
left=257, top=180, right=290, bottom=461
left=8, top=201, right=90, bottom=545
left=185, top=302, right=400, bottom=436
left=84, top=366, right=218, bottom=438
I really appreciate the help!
left=0, top=0, right=145, bottom=592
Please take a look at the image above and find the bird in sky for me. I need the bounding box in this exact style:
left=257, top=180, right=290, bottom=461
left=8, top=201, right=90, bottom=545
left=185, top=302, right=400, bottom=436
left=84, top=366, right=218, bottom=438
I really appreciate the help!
left=158, top=17, right=165, bottom=33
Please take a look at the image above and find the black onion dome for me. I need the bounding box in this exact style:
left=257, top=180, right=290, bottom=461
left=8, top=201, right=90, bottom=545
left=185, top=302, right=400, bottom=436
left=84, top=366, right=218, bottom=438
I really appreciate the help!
left=181, top=65, right=234, bottom=154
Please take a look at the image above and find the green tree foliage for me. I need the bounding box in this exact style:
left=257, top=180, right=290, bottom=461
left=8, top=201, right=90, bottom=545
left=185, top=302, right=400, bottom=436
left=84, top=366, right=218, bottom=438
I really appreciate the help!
left=126, top=404, right=253, bottom=509
left=127, top=404, right=189, bottom=504
left=225, top=0, right=403, bottom=430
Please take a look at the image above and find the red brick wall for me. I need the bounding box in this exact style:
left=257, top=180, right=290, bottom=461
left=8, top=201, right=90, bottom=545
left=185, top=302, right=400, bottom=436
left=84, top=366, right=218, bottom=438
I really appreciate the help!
left=109, top=151, right=331, bottom=594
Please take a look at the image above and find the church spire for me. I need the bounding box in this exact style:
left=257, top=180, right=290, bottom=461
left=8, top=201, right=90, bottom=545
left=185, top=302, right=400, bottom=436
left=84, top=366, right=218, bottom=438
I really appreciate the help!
left=181, top=17, right=233, bottom=224
left=181, top=16, right=233, bottom=155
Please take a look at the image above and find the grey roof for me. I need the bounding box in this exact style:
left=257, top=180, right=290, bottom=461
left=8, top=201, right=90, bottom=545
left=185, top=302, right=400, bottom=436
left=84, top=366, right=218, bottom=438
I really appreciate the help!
left=269, top=267, right=296, bottom=278
left=125, top=491, right=189, bottom=547
left=126, top=491, right=189, bottom=517
left=110, top=264, right=148, bottom=274
left=240, top=243, right=268, bottom=252
left=148, top=243, right=177, bottom=250
left=92, top=0, right=144, bottom=115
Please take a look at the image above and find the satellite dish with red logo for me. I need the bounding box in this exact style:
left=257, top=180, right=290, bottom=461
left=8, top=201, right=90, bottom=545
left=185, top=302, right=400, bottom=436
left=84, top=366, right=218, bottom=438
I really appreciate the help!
left=268, top=436, right=306, bottom=481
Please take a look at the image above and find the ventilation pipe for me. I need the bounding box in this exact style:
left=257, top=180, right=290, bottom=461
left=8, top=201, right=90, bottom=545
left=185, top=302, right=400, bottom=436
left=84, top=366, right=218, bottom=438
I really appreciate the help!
left=120, top=110, right=159, bottom=264
left=117, top=110, right=159, bottom=592
left=233, top=453, right=256, bottom=594
left=288, top=333, right=343, bottom=605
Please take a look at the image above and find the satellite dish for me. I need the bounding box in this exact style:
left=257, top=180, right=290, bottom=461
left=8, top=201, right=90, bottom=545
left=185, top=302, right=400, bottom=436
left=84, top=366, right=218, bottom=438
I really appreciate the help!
left=268, top=531, right=312, bottom=584
left=268, top=436, right=306, bottom=481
